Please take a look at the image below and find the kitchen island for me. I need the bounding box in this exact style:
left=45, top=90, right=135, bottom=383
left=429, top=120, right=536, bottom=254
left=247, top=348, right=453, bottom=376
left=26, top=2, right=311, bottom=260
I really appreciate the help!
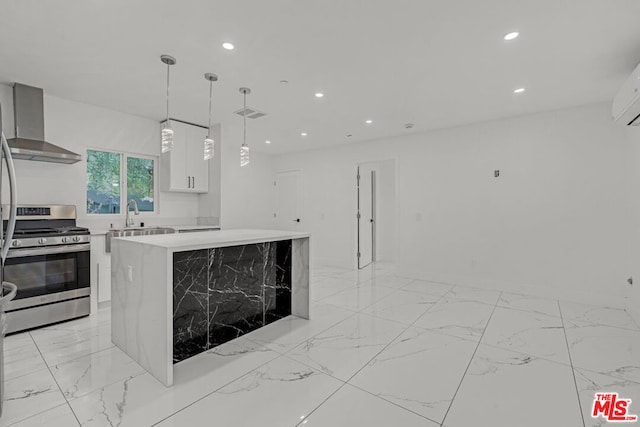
left=110, top=229, right=310, bottom=386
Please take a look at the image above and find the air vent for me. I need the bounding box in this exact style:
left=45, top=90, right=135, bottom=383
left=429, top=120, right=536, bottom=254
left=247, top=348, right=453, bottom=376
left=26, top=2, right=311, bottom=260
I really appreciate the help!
left=234, top=107, right=267, bottom=119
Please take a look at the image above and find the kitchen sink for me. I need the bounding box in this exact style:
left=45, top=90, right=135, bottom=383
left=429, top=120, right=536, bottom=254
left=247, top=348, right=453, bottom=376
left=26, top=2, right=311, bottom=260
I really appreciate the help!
left=105, top=227, right=176, bottom=253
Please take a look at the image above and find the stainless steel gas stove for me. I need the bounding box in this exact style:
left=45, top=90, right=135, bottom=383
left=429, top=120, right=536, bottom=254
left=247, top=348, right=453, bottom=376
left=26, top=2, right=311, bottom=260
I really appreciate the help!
left=2, top=205, right=90, bottom=333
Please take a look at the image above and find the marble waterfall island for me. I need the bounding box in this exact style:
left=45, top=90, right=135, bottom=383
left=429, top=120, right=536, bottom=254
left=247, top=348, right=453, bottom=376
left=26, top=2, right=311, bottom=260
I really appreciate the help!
left=110, top=229, right=310, bottom=386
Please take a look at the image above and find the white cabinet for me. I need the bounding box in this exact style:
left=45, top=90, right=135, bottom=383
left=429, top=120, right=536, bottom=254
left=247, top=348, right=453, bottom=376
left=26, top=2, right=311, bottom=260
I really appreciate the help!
left=90, top=235, right=112, bottom=303
left=160, top=120, right=209, bottom=193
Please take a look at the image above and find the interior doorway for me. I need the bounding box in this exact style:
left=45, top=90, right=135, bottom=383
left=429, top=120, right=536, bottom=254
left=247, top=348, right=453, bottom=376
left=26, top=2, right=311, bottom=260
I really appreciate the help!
left=356, top=160, right=396, bottom=269
left=275, top=170, right=301, bottom=231
left=357, top=165, right=376, bottom=269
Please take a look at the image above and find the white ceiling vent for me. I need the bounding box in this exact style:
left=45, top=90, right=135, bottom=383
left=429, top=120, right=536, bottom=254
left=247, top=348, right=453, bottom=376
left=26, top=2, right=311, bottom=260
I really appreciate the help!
left=234, top=107, right=267, bottom=119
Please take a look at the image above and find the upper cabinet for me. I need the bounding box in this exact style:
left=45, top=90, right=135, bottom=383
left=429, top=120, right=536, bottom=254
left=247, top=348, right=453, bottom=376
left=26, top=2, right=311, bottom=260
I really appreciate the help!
left=160, top=120, right=209, bottom=193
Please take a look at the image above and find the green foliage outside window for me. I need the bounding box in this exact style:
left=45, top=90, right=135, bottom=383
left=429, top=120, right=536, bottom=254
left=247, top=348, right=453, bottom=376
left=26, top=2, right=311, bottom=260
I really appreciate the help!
left=87, top=150, right=120, bottom=214
left=127, top=157, right=154, bottom=212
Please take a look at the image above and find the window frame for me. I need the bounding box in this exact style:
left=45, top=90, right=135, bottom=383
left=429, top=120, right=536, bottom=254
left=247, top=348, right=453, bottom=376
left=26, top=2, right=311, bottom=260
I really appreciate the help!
left=86, top=148, right=159, bottom=217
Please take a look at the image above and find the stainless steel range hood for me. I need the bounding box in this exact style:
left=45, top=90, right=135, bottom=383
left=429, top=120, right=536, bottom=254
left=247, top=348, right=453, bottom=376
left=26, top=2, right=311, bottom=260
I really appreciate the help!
left=7, top=84, right=81, bottom=164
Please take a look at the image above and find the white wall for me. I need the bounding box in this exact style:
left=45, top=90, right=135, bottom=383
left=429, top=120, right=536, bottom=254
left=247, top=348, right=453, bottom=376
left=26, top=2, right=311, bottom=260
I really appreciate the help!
left=275, top=103, right=634, bottom=307
left=219, top=122, right=275, bottom=229
left=625, top=125, right=640, bottom=325
left=0, top=84, right=201, bottom=232
left=374, top=159, right=396, bottom=263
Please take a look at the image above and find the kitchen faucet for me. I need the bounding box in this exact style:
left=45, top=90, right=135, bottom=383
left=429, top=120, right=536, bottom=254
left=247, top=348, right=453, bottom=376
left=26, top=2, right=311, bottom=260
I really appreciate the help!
left=125, top=199, right=139, bottom=227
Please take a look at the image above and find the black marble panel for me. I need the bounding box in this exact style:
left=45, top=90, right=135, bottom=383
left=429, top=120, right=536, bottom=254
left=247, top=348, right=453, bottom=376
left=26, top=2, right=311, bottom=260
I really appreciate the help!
left=173, top=240, right=294, bottom=363
left=265, top=240, right=292, bottom=323
left=173, top=249, right=209, bottom=363
left=208, top=244, right=266, bottom=347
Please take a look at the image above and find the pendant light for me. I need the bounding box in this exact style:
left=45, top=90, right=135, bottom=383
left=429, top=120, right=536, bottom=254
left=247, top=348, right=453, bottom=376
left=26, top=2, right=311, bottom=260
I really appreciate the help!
left=160, top=54, right=176, bottom=153
left=239, top=87, right=251, bottom=167
left=203, top=73, right=218, bottom=160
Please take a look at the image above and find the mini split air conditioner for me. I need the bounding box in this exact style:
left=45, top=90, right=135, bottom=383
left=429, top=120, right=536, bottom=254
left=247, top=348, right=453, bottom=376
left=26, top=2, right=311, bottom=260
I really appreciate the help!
left=612, top=62, right=640, bottom=126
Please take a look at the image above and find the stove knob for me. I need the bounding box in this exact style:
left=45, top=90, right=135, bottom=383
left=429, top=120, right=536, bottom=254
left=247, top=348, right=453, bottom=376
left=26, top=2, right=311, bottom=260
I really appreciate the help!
left=11, top=240, right=21, bottom=247
left=73, top=236, right=81, bottom=242
left=38, top=238, right=47, bottom=245
left=61, top=237, right=69, bottom=243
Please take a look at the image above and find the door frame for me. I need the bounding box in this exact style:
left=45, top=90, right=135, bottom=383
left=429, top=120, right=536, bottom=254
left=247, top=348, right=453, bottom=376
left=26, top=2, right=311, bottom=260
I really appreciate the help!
left=354, top=159, right=398, bottom=270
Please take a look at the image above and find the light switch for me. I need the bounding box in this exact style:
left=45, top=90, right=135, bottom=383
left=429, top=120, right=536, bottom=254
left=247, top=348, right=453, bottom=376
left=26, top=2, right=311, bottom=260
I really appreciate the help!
left=127, top=266, right=133, bottom=282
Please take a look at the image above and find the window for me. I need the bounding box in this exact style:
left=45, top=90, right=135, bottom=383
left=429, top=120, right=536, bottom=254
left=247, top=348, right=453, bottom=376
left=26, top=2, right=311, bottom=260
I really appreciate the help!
left=87, top=150, right=121, bottom=214
left=86, top=150, right=157, bottom=215
left=127, top=157, right=155, bottom=212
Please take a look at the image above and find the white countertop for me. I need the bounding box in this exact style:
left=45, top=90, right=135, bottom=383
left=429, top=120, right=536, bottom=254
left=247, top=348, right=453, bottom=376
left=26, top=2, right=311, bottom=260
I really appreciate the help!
left=164, top=225, right=220, bottom=232
left=112, top=229, right=310, bottom=251
left=89, top=224, right=220, bottom=235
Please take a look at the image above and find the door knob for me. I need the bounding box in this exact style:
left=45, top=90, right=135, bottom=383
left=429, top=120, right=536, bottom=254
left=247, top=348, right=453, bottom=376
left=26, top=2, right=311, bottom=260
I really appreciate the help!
left=293, top=219, right=300, bottom=223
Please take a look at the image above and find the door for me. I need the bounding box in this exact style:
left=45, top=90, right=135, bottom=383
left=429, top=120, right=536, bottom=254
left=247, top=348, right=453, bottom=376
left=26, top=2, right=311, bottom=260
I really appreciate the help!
left=357, top=166, right=376, bottom=269
left=275, top=171, right=301, bottom=231
left=3, top=246, right=91, bottom=304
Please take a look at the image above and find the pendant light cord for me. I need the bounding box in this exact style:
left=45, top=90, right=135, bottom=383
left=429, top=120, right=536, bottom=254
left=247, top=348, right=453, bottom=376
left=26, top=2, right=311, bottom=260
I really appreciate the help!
left=166, top=62, right=171, bottom=121
left=243, top=90, right=247, bottom=146
left=208, top=80, right=213, bottom=132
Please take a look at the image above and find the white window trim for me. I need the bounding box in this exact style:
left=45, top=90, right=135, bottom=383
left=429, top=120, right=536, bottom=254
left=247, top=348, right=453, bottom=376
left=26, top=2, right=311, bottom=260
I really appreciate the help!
left=86, top=148, right=159, bottom=217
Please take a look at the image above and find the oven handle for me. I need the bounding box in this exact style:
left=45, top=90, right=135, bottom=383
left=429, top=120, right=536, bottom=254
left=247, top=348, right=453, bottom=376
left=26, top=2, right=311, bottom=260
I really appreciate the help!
left=6, top=244, right=91, bottom=258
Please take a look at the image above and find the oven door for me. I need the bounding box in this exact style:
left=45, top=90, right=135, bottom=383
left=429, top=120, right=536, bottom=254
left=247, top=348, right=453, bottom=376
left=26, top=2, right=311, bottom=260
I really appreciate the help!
left=2, top=243, right=90, bottom=310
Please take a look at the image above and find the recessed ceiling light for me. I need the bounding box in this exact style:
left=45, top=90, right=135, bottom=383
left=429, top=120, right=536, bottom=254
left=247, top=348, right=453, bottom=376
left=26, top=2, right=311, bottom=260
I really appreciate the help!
left=280, top=80, right=289, bottom=84
left=504, top=32, right=519, bottom=41
left=315, top=92, right=324, bottom=98
left=514, top=87, right=525, bottom=94
left=222, top=42, right=235, bottom=50
left=265, top=140, right=271, bottom=144
left=301, top=132, right=308, bottom=136
left=365, top=119, right=373, bottom=124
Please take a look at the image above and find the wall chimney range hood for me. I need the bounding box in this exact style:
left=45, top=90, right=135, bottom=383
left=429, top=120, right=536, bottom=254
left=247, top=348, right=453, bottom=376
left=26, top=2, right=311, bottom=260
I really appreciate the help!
left=7, top=84, right=81, bottom=164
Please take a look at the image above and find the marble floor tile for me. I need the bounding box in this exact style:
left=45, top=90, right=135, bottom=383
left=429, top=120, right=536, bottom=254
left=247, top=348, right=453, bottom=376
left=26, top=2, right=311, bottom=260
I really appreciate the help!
left=361, top=289, right=441, bottom=325
left=301, top=383, right=437, bottom=426
left=311, top=276, right=359, bottom=301
left=350, top=326, right=477, bottom=424
left=443, top=344, right=583, bottom=427
left=30, top=323, right=113, bottom=366
left=413, top=297, right=494, bottom=341
left=360, top=275, right=414, bottom=289
left=244, top=304, right=355, bottom=353
left=0, top=368, right=67, bottom=426
left=69, top=337, right=279, bottom=427
left=445, top=285, right=501, bottom=305
left=498, top=291, right=560, bottom=317
left=4, top=333, right=48, bottom=381
left=51, top=346, right=146, bottom=399
left=564, top=320, right=640, bottom=382
left=287, top=313, right=406, bottom=381
left=9, top=404, right=80, bottom=427
left=481, top=306, right=570, bottom=364
left=401, top=279, right=454, bottom=297
left=319, top=284, right=397, bottom=311
left=560, top=300, right=639, bottom=330
left=155, top=356, right=343, bottom=427
left=573, top=367, right=640, bottom=427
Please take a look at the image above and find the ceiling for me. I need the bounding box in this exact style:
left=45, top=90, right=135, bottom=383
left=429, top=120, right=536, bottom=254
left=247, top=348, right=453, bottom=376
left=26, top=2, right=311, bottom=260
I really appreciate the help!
left=1, top=0, right=639, bottom=154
